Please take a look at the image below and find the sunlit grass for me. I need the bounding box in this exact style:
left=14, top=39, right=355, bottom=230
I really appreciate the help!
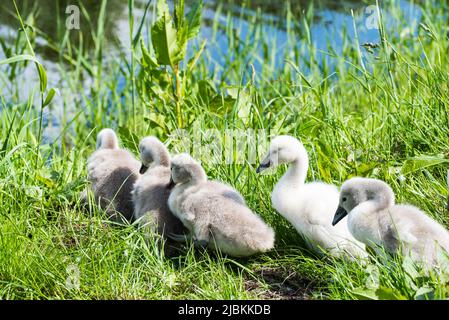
left=1, top=0, right=449, bottom=299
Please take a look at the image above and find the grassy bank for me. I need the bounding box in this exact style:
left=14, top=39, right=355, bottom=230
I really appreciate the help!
left=1, top=0, right=449, bottom=299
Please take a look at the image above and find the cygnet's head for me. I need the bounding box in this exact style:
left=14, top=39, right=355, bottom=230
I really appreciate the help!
left=96, top=128, right=119, bottom=150
left=332, top=177, right=395, bottom=226
left=169, top=153, right=207, bottom=188
left=256, top=135, right=307, bottom=173
left=138, top=136, right=170, bottom=174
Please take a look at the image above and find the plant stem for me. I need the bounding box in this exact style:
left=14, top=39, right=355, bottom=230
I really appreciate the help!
left=174, top=63, right=183, bottom=128
left=36, top=93, right=44, bottom=169
left=129, top=0, right=136, bottom=130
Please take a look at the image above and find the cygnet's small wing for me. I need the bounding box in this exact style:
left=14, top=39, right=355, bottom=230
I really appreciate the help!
left=207, top=181, right=246, bottom=205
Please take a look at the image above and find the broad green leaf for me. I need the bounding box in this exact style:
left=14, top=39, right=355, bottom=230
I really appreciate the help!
left=43, top=88, right=59, bottom=107
left=37, top=63, right=47, bottom=93
left=151, top=11, right=182, bottom=67
left=140, top=38, right=159, bottom=68
left=375, top=286, right=407, bottom=300
left=185, top=0, right=203, bottom=39
left=351, top=287, right=378, bottom=300
left=414, top=286, right=435, bottom=300
left=402, top=156, right=449, bottom=175
left=355, top=162, right=378, bottom=176
left=143, top=113, right=168, bottom=132
left=176, top=28, right=188, bottom=59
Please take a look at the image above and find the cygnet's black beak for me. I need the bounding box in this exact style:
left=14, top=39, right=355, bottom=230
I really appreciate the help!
left=167, top=177, right=176, bottom=190
left=332, top=206, right=348, bottom=226
left=256, top=161, right=271, bottom=173
left=139, top=164, right=149, bottom=174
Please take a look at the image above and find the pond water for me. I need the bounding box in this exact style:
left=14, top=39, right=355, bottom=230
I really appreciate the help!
left=0, top=0, right=422, bottom=142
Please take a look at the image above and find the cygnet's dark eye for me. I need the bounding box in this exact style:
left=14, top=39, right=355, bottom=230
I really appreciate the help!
left=342, top=197, right=347, bottom=202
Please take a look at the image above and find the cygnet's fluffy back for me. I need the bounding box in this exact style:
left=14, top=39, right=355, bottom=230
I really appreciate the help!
left=168, top=154, right=274, bottom=257
left=86, top=128, right=140, bottom=222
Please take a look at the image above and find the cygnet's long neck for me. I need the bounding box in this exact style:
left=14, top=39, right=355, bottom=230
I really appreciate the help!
left=97, top=132, right=118, bottom=150
left=156, top=147, right=170, bottom=167
left=279, top=147, right=309, bottom=189
left=271, top=147, right=309, bottom=219
left=347, top=199, right=381, bottom=241
left=177, top=165, right=207, bottom=190
left=189, top=166, right=207, bottom=185
left=373, top=187, right=395, bottom=211
left=348, top=187, right=395, bottom=237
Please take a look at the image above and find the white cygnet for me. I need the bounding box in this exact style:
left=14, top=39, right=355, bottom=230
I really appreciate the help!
left=132, top=136, right=185, bottom=237
left=257, top=135, right=367, bottom=259
left=333, top=177, right=449, bottom=267
left=86, top=128, right=140, bottom=223
left=168, top=153, right=275, bottom=257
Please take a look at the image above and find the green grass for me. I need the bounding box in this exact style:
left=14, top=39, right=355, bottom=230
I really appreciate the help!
left=1, top=0, right=449, bottom=299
